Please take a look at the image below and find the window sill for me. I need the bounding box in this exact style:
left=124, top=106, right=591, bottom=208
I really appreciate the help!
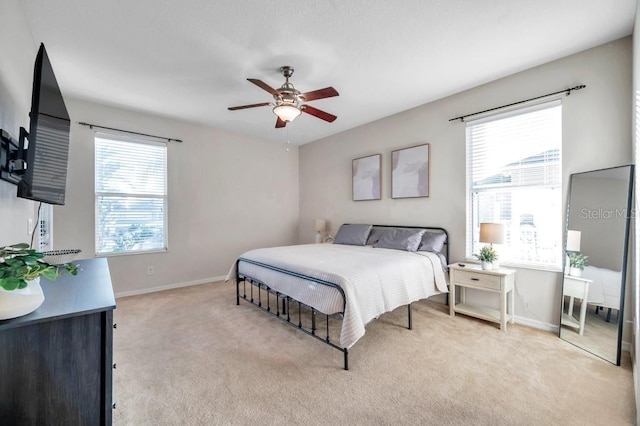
left=96, top=248, right=168, bottom=257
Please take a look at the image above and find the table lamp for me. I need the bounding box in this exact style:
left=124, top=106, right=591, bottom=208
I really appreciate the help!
left=566, top=230, right=581, bottom=252
left=314, top=219, right=326, bottom=244
left=565, top=230, right=581, bottom=274
left=479, top=222, right=505, bottom=269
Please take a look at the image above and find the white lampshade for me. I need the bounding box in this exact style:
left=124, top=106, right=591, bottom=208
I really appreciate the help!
left=273, top=105, right=301, bottom=122
left=566, top=230, right=581, bottom=252
left=314, top=219, right=326, bottom=232
left=479, top=223, right=505, bottom=244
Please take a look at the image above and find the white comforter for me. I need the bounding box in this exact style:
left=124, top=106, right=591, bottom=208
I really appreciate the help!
left=581, top=265, right=621, bottom=310
left=227, top=244, right=448, bottom=349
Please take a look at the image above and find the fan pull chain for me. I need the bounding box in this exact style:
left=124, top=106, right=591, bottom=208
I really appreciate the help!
left=285, top=127, right=291, bottom=152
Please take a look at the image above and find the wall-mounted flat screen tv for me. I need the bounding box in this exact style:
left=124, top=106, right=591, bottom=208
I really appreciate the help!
left=17, top=43, right=71, bottom=205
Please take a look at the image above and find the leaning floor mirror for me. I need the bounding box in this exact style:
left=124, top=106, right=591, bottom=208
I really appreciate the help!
left=560, top=165, right=634, bottom=365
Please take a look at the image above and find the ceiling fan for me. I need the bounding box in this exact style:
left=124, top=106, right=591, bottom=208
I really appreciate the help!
left=228, top=66, right=339, bottom=128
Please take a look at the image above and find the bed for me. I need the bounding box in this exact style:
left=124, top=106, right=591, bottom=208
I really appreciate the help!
left=581, top=265, right=622, bottom=322
left=227, top=224, right=449, bottom=370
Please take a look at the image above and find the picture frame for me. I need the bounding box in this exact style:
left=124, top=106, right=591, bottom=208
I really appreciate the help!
left=352, top=154, right=381, bottom=201
left=391, top=143, right=429, bottom=198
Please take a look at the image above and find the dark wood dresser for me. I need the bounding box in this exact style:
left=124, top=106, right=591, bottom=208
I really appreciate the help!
left=0, top=258, right=116, bottom=425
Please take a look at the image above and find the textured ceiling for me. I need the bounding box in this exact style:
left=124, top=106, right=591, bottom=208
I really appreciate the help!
left=19, top=0, right=636, bottom=145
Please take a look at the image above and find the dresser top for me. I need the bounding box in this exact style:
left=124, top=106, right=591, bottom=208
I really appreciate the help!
left=0, top=257, right=115, bottom=330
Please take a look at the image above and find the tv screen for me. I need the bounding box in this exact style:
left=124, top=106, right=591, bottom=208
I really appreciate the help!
left=17, top=43, right=71, bottom=205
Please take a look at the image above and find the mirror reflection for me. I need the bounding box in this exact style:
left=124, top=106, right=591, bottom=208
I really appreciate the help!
left=560, top=165, right=633, bottom=365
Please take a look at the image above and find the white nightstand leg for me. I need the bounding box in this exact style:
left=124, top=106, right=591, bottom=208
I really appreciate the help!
left=449, top=284, right=455, bottom=317
left=578, top=298, right=587, bottom=336
left=568, top=296, right=575, bottom=319
left=510, top=288, right=515, bottom=324
left=500, top=291, right=507, bottom=331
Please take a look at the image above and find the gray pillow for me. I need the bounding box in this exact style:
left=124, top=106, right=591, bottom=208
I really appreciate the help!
left=418, top=231, right=447, bottom=253
left=334, top=224, right=373, bottom=246
left=373, top=228, right=426, bottom=252
left=365, top=226, right=385, bottom=245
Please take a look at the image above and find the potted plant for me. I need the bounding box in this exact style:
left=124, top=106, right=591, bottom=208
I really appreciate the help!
left=568, top=252, right=588, bottom=277
left=0, top=243, right=78, bottom=320
left=474, top=245, right=498, bottom=270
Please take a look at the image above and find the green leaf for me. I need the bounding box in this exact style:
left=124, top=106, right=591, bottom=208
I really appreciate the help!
left=0, top=277, right=24, bottom=291
left=66, top=264, right=79, bottom=275
left=9, top=243, right=30, bottom=249
left=40, top=268, right=59, bottom=281
left=5, top=258, right=25, bottom=267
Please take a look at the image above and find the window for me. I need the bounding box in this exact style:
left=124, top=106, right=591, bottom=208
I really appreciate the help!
left=95, top=134, right=167, bottom=255
left=466, top=100, right=562, bottom=269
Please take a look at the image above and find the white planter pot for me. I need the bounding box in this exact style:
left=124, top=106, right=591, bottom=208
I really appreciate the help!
left=0, top=277, right=44, bottom=320
left=481, top=261, right=493, bottom=270
left=569, top=267, right=582, bottom=277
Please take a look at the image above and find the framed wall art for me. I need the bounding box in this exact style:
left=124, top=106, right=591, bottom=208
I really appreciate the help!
left=391, top=143, right=429, bottom=198
left=352, top=154, right=381, bottom=201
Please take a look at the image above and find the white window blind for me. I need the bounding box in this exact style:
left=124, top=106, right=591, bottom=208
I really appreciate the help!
left=95, top=134, right=167, bottom=255
left=466, top=100, right=562, bottom=268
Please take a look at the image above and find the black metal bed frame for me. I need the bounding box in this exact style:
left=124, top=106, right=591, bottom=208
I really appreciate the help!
left=234, top=225, right=449, bottom=370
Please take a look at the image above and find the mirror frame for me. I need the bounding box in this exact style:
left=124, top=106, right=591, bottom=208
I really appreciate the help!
left=560, top=164, right=634, bottom=365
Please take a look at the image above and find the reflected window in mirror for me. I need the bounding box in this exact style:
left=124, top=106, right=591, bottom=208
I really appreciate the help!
left=466, top=100, right=562, bottom=269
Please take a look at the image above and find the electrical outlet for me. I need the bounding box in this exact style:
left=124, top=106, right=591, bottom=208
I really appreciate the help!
left=147, top=266, right=154, bottom=276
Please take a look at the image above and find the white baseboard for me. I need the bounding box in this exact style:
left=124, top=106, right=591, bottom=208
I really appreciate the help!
left=514, top=315, right=558, bottom=333
left=115, top=275, right=227, bottom=298
left=514, top=315, right=632, bottom=353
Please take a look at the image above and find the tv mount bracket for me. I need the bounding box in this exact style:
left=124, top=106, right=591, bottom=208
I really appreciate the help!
left=0, top=128, right=28, bottom=185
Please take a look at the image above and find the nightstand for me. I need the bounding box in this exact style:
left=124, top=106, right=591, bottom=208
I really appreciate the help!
left=561, top=275, right=591, bottom=336
left=448, top=263, right=516, bottom=331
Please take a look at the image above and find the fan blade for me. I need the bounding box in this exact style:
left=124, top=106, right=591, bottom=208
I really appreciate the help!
left=275, top=117, right=287, bottom=128
left=301, top=105, right=337, bottom=122
left=228, top=102, right=271, bottom=111
left=247, top=79, right=281, bottom=97
left=299, top=87, right=339, bottom=102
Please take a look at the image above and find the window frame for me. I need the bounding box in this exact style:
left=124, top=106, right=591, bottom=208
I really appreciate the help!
left=465, top=100, right=563, bottom=271
left=94, top=133, right=169, bottom=256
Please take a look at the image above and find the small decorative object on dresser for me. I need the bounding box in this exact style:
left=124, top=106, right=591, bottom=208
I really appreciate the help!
left=0, top=243, right=78, bottom=320
left=449, top=263, right=516, bottom=331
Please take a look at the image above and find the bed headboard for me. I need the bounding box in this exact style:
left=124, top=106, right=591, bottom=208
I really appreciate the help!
left=343, top=223, right=449, bottom=264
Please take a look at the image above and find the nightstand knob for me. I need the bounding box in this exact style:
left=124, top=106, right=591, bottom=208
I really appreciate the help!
left=471, top=277, right=479, bottom=281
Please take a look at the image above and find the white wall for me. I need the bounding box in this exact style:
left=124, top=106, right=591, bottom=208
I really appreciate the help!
left=0, top=0, right=39, bottom=245
left=54, top=99, right=299, bottom=294
left=0, top=0, right=300, bottom=295
left=299, top=37, right=633, bottom=331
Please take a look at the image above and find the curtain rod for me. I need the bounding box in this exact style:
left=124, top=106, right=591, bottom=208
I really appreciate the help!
left=77, top=122, right=183, bottom=143
left=448, top=84, right=586, bottom=123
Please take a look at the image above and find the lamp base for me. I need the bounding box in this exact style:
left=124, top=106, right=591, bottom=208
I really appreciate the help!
left=315, top=232, right=322, bottom=244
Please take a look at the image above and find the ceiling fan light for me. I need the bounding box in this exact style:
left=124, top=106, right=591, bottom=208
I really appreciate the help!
left=273, top=105, right=301, bottom=122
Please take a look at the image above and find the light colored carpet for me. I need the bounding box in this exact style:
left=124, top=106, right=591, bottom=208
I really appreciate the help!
left=113, top=281, right=635, bottom=425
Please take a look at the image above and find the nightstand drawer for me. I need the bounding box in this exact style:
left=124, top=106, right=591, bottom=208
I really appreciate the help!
left=455, top=270, right=501, bottom=290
